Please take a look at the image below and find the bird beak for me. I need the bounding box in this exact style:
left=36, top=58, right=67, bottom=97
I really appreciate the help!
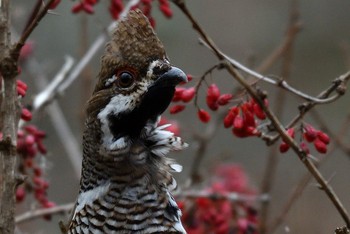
left=154, top=66, right=188, bottom=87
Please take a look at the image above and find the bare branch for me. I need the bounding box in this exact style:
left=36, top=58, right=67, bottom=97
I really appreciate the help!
left=15, top=203, right=74, bottom=224
left=32, top=56, right=74, bottom=111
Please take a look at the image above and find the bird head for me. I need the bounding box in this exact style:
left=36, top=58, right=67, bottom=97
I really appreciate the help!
left=86, top=10, right=187, bottom=144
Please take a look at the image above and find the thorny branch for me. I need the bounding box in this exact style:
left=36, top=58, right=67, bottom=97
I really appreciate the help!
left=269, top=114, right=350, bottom=233
left=173, top=0, right=350, bottom=227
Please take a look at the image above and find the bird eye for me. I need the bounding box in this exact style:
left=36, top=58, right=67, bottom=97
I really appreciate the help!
left=117, top=71, right=134, bottom=88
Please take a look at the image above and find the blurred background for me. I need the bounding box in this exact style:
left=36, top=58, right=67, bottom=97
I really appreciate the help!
left=12, top=0, right=350, bottom=233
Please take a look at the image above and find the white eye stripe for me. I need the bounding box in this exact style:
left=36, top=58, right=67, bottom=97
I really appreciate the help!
left=105, top=75, right=117, bottom=87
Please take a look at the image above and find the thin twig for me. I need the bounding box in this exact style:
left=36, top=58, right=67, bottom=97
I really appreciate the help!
left=173, top=0, right=350, bottom=227
left=15, top=202, right=74, bottom=224
left=12, top=0, right=55, bottom=59
left=189, top=113, right=223, bottom=184
left=259, top=2, right=300, bottom=233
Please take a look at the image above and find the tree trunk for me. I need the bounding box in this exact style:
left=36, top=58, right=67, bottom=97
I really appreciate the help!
left=0, top=1, right=20, bottom=233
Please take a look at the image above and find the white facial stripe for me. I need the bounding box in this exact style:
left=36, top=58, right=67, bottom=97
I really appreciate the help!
left=97, top=80, right=150, bottom=151
left=105, top=75, right=117, bottom=87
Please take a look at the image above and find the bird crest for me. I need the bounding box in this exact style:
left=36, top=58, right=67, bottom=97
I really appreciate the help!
left=95, top=9, right=167, bottom=93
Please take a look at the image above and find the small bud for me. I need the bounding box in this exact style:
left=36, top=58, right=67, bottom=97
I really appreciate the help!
left=169, top=105, right=185, bottom=114
left=198, top=109, right=211, bottom=123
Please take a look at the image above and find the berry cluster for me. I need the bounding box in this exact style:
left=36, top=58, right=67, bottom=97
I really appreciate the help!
left=223, top=98, right=268, bottom=138
left=15, top=125, right=54, bottom=219
left=178, top=164, right=258, bottom=234
left=279, top=125, right=330, bottom=154
left=71, top=0, right=174, bottom=27
left=170, top=81, right=235, bottom=124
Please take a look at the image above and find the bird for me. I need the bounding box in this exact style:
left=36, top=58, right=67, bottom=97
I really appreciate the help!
left=67, top=9, right=188, bottom=234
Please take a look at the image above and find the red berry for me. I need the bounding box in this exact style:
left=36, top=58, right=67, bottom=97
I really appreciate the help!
left=19, top=42, right=34, bottom=61
left=16, top=187, right=26, bottom=203
left=169, top=105, right=185, bottom=114
left=233, top=115, right=244, bottom=129
left=180, top=87, right=195, bottom=103
left=279, top=142, right=290, bottom=153
left=160, top=4, right=173, bottom=18
left=217, top=94, right=233, bottom=106
left=21, top=108, right=32, bottom=121
left=17, top=87, right=26, bottom=97
left=34, top=167, right=42, bottom=177
left=37, top=140, right=47, bottom=154
left=25, top=135, right=35, bottom=146
left=72, top=3, right=83, bottom=13
left=242, top=109, right=256, bottom=127
left=286, top=128, right=295, bottom=138
left=82, top=2, right=94, bottom=14
left=186, top=74, right=193, bottom=82
left=232, top=127, right=248, bottom=138
left=17, top=80, right=28, bottom=91
left=49, top=0, right=61, bottom=9
left=172, top=87, right=185, bottom=102
left=206, top=84, right=220, bottom=110
left=303, top=125, right=317, bottom=142
left=197, top=109, right=211, bottom=123
left=253, top=102, right=266, bottom=120
left=314, top=138, right=327, bottom=154
left=223, top=111, right=235, bottom=128
left=317, top=131, right=330, bottom=145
